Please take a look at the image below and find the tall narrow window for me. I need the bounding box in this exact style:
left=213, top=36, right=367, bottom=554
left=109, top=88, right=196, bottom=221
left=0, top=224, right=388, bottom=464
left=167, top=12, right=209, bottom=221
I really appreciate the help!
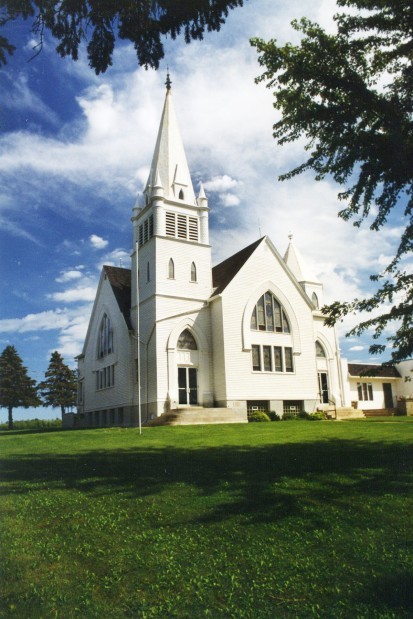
left=252, top=345, right=261, bottom=371
left=285, top=347, right=294, bottom=373
left=312, top=292, right=319, bottom=309
left=190, top=262, right=197, bottom=282
left=263, top=345, right=272, bottom=371
left=179, top=189, right=184, bottom=200
left=147, top=261, right=150, bottom=282
left=274, top=346, right=283, bottom=372
left=168, top=258, right=175, bottom=279
left=98, top=314, right=113, bottom=358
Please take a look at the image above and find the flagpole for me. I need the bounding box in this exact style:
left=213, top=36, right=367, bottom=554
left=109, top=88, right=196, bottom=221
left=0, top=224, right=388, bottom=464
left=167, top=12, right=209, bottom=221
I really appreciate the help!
left=136, top=240, right=142, bottom=435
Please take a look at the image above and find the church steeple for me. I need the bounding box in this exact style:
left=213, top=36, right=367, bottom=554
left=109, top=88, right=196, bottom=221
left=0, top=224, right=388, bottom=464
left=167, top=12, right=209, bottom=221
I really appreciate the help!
left=144, top=80, right=196, bottom=205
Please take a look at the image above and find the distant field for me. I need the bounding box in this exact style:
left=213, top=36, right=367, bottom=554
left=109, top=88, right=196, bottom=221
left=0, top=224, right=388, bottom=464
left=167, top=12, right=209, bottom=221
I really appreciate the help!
left=1, top=421, right=412, bottom=618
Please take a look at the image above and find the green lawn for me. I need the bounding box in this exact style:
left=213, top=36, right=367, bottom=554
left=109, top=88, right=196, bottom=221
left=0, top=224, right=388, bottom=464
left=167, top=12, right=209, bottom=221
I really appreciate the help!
left=1, top=421, right=412, bottom=618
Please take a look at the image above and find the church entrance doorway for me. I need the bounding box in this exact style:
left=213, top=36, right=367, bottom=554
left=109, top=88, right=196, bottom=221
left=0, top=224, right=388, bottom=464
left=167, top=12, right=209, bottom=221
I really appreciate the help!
left=178, top=367, right=198, bottom=405
left=318, top=372, right=329, bottom=404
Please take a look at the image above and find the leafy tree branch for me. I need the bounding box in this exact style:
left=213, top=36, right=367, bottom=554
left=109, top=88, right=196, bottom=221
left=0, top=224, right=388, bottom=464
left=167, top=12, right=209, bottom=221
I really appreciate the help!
left=251, top=0, right=413, bottom=361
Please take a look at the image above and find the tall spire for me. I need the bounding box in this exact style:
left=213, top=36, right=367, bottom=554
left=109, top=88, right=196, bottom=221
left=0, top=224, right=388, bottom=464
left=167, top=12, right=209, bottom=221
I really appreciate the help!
left=144, top=78, right=195, bottom=204
left=165, top=70, right=172, bottom=91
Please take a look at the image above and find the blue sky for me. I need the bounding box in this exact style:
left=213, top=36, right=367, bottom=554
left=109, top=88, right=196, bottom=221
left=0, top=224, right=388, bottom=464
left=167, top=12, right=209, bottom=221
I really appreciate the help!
left=0, top=0, right=405, bottom=420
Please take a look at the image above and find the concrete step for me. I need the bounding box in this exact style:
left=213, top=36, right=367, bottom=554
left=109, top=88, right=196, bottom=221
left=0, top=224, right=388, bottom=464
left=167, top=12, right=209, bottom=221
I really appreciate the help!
left=335, top=407, right=365, bottom=420
left=147, top=407, right=248, bottom=426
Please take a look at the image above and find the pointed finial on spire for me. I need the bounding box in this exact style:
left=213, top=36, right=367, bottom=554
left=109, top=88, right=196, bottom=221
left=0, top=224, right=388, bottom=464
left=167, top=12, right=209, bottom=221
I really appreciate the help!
left=166, top=69, right=172, bottom=91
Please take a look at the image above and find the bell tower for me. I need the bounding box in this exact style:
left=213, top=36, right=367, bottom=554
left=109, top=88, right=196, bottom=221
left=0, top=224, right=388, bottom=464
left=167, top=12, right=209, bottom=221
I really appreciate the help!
left=131, top=76, right=212, bottom=319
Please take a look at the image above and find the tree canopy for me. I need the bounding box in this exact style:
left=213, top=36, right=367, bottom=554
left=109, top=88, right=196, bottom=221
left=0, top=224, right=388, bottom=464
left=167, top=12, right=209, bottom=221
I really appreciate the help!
left=38, top=351, right=77, bottom=418
left=0, top=345, right=41, bottom=429
left=0, top=0, right=244, bottom=74
left=251, top=0, right=413, bottom=363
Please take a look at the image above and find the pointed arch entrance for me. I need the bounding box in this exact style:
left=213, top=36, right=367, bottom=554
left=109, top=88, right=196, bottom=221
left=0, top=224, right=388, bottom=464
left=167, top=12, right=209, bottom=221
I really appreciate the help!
left=166, top=320, right=213, bottom=410
left=177, top=329, right=198, bottom=405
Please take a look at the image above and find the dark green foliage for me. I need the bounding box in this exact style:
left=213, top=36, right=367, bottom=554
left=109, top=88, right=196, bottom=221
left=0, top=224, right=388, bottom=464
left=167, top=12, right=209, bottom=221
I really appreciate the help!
left=267, top=410, right=281, bottom=421
left=0, top=0, right=244, bottom=74
left=282, top=412, right=300, bottom=420
left=0, top=418, right=62, bottom=431
left=0, top=345, right=42, bottom=430
left=248, top=410, right=271, bottom=422
left=38, top=351, right=77, bottom=418
left=251, top=0, right=413, bottom=362
left=307, top=411, right=328, bottom=421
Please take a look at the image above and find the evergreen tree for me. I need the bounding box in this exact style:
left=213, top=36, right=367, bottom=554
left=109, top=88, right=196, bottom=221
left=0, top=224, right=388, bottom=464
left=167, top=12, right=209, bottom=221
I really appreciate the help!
left=0, top=345, right=42, bottom=430
left=38, top=351, right=77, bottom=418
left=0, top=0, right=244, bottom=74
left=251, top=0, right=413, bottom=362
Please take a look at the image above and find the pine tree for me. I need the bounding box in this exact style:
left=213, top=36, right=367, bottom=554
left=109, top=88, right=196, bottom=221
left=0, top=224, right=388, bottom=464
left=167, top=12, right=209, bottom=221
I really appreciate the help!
left=0, top=345, right=42, bottom=430
left=38, top=351, right=77, bottom=419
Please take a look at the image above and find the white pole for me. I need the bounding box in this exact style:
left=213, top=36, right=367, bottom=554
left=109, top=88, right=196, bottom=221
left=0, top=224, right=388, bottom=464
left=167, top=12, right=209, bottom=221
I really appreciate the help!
left=136, top=240, right=142, bottom=435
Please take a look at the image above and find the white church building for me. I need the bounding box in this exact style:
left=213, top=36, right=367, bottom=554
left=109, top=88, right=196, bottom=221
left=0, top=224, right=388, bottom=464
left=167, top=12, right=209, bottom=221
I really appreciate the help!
left=74, top=82, right=410, bottom=428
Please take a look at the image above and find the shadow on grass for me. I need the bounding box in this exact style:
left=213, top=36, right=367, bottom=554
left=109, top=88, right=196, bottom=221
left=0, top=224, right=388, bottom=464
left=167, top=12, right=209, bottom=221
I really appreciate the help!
left=357, top=572, right=413, bottom=613
left=1, top=438, right=411, bottom=523
left=2, top=436, right=413, bottom=615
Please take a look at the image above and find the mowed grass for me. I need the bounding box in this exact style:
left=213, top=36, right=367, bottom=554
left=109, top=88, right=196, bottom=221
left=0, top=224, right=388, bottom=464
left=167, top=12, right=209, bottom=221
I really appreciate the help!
left=1, top=420, right=412, bottom=618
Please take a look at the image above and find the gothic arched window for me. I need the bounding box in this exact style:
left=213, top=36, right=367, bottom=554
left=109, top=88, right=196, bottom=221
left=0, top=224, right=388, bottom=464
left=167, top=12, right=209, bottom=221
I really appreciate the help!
left=177, top=329, right=197, bottom=350
left=316, top=341, right=326, bottom=358
left=312, top=292, right=319, bottom=309
left=190, top=262, right=197, bottom=282
left=250, top=292, right=290, bottom=333
left=168, top=258, right=175, bottom=279
left=179, top=189, right=184, bottom=200
left=98, top=314, right=113, bottom=358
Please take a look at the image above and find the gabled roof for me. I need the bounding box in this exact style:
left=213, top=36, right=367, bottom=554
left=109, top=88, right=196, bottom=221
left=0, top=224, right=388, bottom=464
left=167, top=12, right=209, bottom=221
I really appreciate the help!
left=212, top=237, right=264, bottom=296
left=103, top=266, right=132, bottom=330
left=347, top=363, right=401, bottom=378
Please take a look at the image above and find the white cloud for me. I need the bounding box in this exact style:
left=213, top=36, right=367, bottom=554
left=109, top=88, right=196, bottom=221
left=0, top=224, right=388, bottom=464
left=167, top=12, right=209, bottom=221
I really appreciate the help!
left=0, top=72, right=60, bottom=126
left=55, top=269, right=83, bottom=283
left=97, top=248, right=131, bottom=271
left=89, top=234, right=108, bottom=249
left=48, top=286, right=97, bottom=303
left=220, top=194, right=241, bottom=207
left=349, top=345, right=365, bottom=352
left=0, top=309, right=73, bottom=333
left=204, top=175, right=238, bottom=193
